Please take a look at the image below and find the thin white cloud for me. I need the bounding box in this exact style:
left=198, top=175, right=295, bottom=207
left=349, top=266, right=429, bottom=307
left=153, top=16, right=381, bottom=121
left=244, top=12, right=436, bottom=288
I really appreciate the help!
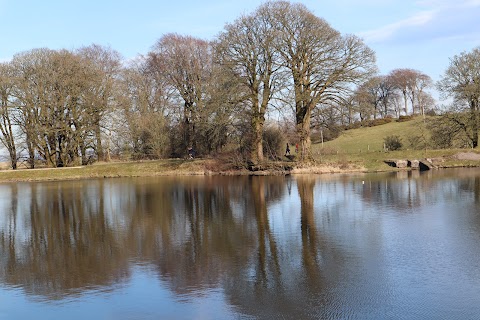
left=465, top=0, right=480, bottom=6
left=359, top=0, right=480, bottom=44
left=359, top=10, right=435, bottom=43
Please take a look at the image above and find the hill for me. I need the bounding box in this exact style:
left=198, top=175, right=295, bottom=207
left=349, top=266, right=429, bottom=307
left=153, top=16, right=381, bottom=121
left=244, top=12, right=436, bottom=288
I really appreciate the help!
left=317, top=117, right=427, bottom=153
left=310, top=116, right=480, bottom=171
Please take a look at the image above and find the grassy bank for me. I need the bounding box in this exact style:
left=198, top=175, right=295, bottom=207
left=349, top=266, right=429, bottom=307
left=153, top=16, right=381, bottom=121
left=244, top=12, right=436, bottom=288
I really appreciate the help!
left=0, top=159, right=211, bottom=182
left=311, top=116, right=480, bottom=171
left=0, top=149, right=478, bottom=183
left=0, top=117, right=479, bottom=182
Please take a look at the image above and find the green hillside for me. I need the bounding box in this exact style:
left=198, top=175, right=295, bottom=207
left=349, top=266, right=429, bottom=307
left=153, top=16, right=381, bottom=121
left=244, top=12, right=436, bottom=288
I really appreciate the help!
left=308, top=116, right=480, bottom=171
left=316, top=117, right=427, bottom=153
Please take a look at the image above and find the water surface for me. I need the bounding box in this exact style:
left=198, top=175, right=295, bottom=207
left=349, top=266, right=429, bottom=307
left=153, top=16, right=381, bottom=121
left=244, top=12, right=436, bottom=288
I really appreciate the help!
left=1, top=169, right=480, bottom=319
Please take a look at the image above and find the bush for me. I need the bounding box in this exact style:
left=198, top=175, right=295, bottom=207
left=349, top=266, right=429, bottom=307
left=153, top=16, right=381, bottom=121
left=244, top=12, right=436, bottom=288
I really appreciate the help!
left=367, top=117, right=393, bottom=127
left=318, top=146, right=339, bottom=155
left=397, top=115, right=415, bottom=122
left=384, top=135, right=403, bottom=151
left=344, top=121, right=362, bottom=130
left=263, top=126, right=286, bottom=160
left=311, top=126, right=341, bottom=143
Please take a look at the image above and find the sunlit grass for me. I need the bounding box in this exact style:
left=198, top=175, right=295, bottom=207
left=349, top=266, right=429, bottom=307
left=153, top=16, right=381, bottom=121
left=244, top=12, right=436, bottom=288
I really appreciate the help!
left=311, top=117, right=480, bottom=171
left=0, top=159, right=210, bottom=182
left=0, top=117, right=479, bottom=182
left=317, top=117, right=428, bottom=153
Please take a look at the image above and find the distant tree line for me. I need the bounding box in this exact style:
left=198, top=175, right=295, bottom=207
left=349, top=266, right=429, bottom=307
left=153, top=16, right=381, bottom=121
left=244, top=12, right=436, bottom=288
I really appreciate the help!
left=0, top=1, right=478, bottom=170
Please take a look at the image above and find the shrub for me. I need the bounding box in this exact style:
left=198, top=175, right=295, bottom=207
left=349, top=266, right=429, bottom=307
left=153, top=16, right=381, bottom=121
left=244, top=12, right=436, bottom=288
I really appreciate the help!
left=318, top=146, right=339, bottom=155
left=311, top=126, right=341, bottom=143
left=397, top=115, right=415, bottom=122
left=367, top=117, right=393, bottom=127
left=344, top=121, right=362, bottom=130
left=384, top=135, right=403, bottom=151
left=263, top=126, right=286, bottom=160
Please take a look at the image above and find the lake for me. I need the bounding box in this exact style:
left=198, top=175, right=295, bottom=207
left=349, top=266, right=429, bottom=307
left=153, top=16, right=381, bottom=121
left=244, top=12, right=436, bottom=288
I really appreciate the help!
left=1, top=169, right=480, bottom=319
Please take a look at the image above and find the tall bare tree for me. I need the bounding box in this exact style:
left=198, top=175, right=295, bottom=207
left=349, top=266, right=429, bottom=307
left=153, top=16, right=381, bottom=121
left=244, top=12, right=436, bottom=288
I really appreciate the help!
left=413, top=72, right=433, bottom=116
left=388, top=68, right=415, bottom=115
left=267, top=1, right=376, bottom=160
left=388, top=68, right=432, bottom=116
left=37, top=49, right=95, bottom=167
left=76, top=44, right=122, bottom=162
left=0, top=63, right=18, bottom=169
left=438, top=46, right=480, bottom=148
left=355, top=76, right=383, bottom=119
left=11, top=48, right=104, bottom=167
left=149, top=34, right=212, bottom=154
left=120, top=56, right=172, bottom=159
left=215, top=5, right=282, bottom=164
left=10, top=48, right=52, bottom=168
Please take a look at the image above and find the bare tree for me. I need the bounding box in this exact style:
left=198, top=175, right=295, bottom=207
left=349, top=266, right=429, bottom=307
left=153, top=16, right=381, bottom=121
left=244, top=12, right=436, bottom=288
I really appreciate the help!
left=355, top=76, right=383, bottom=119
left=0, top=63, right=18, bottom=169
left=76, top=44, right=122, bottom=162
left=196, top=64, right=241, bottom=155
left=10, top=48, right=105, bottom=167
left=413, top=72, right=433, bottom=116
left=149, top=34, right=212, bottom=155
left=120, top=56, right=172, bottom=159
left=215, top=5, right=283, bottom=164
left=267, top=1, right=376, bottom=161
left=39, top=49, right=96, bottom=167
left=388, top=68, right=432, bottom=116
left=438, top=46, right=480, bottom=148
left=388, top=69, right=415, bottom=115
left=10, top=48, right=53, bottom=168
left=352, top=88, right=374, bottom=122
left=378, top=76, right=398, bottom=118
left=417, top=91, right=435, bottom=116
left=339, top=94, right=357, bottom=125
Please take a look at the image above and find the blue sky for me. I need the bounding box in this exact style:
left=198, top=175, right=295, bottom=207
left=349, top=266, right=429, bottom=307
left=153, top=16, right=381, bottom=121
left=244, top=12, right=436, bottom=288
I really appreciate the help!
left=1, top=0, right=479, bottom=88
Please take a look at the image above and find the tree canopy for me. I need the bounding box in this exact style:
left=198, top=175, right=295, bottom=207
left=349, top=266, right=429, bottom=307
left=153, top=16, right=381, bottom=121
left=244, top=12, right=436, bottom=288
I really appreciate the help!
left=0, top=1, right=473, bottom=169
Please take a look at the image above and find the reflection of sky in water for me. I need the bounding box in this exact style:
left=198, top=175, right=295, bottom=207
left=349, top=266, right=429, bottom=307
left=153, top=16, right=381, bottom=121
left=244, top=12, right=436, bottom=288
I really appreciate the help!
left=1, top=169, right=480, bottom=319
left=0, top=265, right=238, bottom=320
left=0, top=183, right=29, bottom=248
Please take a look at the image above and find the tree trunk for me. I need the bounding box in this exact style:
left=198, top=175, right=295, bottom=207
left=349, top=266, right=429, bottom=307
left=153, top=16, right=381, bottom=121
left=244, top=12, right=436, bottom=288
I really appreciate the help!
left=296, top=110, right=312, bottom=162
left=471, top=100, right=479, bottom=148
left=95, top=122, right=104, bottom=161
left=403, top=90, right=408, bottom=115
left=57, top=134, right=65, bottom=167
left=80, top=141, right=88, bottom=165
left=0, top=104, right=17, bottom=170
left=26, top=133, right=35, bottom=169
left=9, top=151, right=17, bottom=170
left=8, top=144, right=16, bottom=170
left=250, top=114, right=265, bottom=164
left=46, top=134, right=57, bottom=167
left=105, top=132, right=111, bottom=162
left=184, top=102, right=195, bottom=154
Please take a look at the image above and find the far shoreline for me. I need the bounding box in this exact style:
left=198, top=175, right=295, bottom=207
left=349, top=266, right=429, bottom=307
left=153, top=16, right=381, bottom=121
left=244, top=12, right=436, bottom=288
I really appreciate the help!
left=0, top=153, right=479, bottom=183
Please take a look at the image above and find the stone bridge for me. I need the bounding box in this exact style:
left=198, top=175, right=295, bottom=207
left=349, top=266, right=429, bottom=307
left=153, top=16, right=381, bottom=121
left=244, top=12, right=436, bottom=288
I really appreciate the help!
left=384, top=159, right=437, bottom=171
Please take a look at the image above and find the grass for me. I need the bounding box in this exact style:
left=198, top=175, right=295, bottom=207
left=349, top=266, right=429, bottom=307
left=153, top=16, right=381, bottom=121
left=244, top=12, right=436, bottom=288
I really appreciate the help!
left=317, top=117, right=428, bottom=153
left=310, top=116, right=480, bottom=171
left=0, top=116, right=479, bottom=182
left=0, top=159, right=210, bottom=182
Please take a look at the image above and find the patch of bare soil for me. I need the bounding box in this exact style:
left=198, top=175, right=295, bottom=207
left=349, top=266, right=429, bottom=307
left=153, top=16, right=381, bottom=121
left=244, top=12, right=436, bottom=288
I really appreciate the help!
left=454, top=152, right=480, bottom=161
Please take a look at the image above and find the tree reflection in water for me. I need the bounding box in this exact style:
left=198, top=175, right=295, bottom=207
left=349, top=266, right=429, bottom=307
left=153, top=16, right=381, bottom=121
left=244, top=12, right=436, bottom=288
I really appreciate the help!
left=0, top=176, right=357, bottom=318
left=0, top=181, right=130, bottom=299
left=1, top=170, right=480, bottom=318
